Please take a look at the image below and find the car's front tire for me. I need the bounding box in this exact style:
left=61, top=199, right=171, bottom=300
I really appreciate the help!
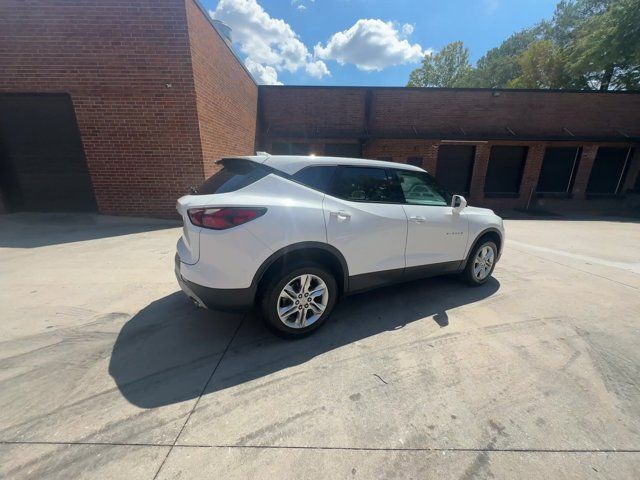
left=462, top=240, right=498, bottom=286
left=260, top=262, right=338, bottom=338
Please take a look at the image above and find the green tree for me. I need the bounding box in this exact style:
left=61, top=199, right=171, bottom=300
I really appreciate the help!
left=549, top=0, right=610, bottom=47
left=407, top=0, right=640, bottom=91
left=407, top=41, right=473, bottom=87
left=566, top=0, right=640, bottom=89
left=471, top=25, right=547, bottom=88
left=509, top=40, right=568, bottom=88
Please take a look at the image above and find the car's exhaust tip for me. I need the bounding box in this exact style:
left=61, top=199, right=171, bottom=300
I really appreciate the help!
left=188, top=296, right=205, bottom=308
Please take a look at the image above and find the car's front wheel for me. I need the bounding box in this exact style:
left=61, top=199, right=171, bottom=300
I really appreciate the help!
left=462, top=240, right=498, bottom=286
left=261, top=263, right=337, bottom=338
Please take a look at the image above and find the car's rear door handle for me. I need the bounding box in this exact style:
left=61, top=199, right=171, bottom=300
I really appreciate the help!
left=410, top=215, right=426, bottom=223
left=330, top=210, right=351, bottom=220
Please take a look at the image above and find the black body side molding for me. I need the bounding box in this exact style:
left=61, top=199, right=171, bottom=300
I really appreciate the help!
left=346, top=261, right=462, bottom=295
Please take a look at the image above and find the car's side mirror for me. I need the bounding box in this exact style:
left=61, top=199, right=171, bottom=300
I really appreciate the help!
left=452, top=195, right=467, bottom=212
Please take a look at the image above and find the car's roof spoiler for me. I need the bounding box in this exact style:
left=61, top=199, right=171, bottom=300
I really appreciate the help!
left=215, top=154, right=270, bottom=166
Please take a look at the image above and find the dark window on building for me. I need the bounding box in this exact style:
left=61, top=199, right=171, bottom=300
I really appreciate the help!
left=435, top=145, right=475, bottom=195
left=195, top=159, right=269, bottom=195
left=271, top=143, right=289, bottom=155
left=392, top=169, right=450, bottom=206
left=586, top=147, right=633, bottom=196
left=271, top=143, right=311, bottom=155
left=407, top=156, right=423, bottom=167
left=324, top=143, right=362, bottom=158
left=377, top=156, right=392, bottom=162
left=536, top=147, right=581, bottom=195
left=292, top=166, right=337, bottom=192
left=484, top=146, right=528, bottom=197
left=0, top=94, right=97, bottom=212
left=291, top=143, right=311, bottom=155
left=330, top=166, right=402, bottom=203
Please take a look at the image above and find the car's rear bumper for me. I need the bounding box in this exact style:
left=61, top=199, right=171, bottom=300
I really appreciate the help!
left=174, top=254, right=255, bottom=312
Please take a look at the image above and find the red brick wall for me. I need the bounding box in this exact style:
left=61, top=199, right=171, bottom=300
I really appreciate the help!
left=370, top=88, right=640, bottom=138
left=571, top=145, right=599, bottom=200
left=466, top=144, right=488, bottom=206
left=0, top=0, right=258, bottom=218
left=260, top=86, right=640, bottom=139
left=185, top=0, right=257, bottom=178
left=519, top=143, right=545, bottom=206
left=0, top=0, right=205, bottom=217
left=259, top=88, right=366, bottom=137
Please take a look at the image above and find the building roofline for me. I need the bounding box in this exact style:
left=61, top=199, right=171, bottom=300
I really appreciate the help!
left=190, top=0, right=256, bottom=86
left=259, top=85, right=640, bottom=95
left=259, top=131, right=640, bottom=143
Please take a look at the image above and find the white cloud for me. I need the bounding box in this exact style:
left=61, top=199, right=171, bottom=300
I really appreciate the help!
left=291, top=0, right=306, bottom=10
left=314, top=19, right=427, bottom=72
left=306, top=59, right=331, bottom=78
left=401, top=23, right=414, bottom=36
left=292, top=0, right=314, bottom=9
left=245, top=58, right=282, bottom=85
left=210, top=0, right=329, bottom=84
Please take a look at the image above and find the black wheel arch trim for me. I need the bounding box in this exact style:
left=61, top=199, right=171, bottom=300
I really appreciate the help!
left=462, top=227, right=504, bottom=269
left=252, top=241, right=350, bottom=293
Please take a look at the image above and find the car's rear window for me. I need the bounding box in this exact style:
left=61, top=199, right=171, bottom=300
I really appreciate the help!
left=194, top=159, right=269, bottom=195
left=292, top=166, right=337, bottom=192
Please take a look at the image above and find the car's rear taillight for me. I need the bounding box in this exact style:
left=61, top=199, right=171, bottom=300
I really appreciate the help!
left=188, top=207, right=266, bottom=230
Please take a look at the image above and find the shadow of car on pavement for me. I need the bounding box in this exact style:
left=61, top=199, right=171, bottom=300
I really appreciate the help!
left=109, top=275, right=500, bottom=408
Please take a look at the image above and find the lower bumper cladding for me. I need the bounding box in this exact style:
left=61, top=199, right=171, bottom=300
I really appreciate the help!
left=174, top=254, right=255, bottom=312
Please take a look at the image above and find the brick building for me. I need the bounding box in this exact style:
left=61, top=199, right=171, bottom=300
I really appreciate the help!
left=1, top=0, right=639, bottom=217
left=258, top=87, right=640, bottom=213
left=0, top=0, right=257, bottom=217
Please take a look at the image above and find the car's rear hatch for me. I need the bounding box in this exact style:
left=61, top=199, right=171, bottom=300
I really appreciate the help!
left=176, top=157, right=272, bottom=265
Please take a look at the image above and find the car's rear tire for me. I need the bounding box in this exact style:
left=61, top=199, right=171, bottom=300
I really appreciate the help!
left=260, top=262, right=338, bottom=339
left=461, top=240, right=497, bottom=286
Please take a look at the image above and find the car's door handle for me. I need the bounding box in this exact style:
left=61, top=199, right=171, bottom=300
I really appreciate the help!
left=410, top=215, right=426, bottom=223
left=330, top=210, right=351, bottom=220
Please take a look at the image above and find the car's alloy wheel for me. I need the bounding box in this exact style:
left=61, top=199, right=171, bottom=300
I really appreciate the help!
left=277, top=274, right=329, bottom=329
left=462, top=240, right=497, bottom=285
left=473, top=245, right=495, bottom=281
left=261, top=263, right=337, bottom=338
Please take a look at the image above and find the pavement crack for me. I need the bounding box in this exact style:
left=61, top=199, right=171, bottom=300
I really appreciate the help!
left=3, top=440, right=640, bottom=454
left=373, top=373, right=388, bottom=385
left=151, top=314, right=246, bottom=480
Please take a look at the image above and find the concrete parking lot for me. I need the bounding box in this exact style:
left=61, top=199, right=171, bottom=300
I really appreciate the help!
left=1, top=213, right=639, bottom=479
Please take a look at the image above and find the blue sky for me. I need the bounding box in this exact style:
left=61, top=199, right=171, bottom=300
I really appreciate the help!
left=205, top=0, right=559, bottom=86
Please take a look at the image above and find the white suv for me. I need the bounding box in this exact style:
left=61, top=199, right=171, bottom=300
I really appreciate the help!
left=175, top=154, right=504, bottom=337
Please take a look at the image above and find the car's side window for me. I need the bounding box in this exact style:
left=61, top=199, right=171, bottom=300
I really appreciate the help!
left=292, top=166, right=337, bottom=192
left=330, top=166, right=403, bottom=203
left=393, top=169, right=451, bottom=206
